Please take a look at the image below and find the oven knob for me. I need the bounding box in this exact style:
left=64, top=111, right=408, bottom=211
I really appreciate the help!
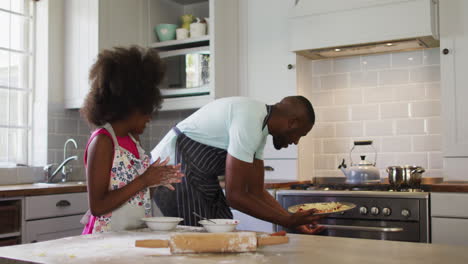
left=359, top=206, right=368, bottom=215
left=370, top=207, right=379, bottom=215
left=382, top=208, right=392, bottom=216
left=401, top=209, right=411, bottom=218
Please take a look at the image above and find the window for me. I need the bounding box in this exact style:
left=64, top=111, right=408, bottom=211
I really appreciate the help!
left=0, top=0, right=34, bottom=166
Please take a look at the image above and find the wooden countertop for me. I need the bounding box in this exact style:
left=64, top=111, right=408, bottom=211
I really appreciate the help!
left=0, top=227, right=467, bottom=263
left=219, top=179, right=311, bottom=189
left=0, top=182, right=87, bottom=198
left=430, top=181, right=468, bottom=193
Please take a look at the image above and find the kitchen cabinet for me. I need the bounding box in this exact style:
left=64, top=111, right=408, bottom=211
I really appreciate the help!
left=439, top=0, right=468, bottom=179
left=431, top=192, right=468, bottom=246
left=238, top=0, right=298, bottom=179
left=148, top=0, right=239, bottom=111
left=64, top=0, right=149, bottom=108
left=23, top=193, right=88, bottom=243
left=0, top=198, right=22, bottom=246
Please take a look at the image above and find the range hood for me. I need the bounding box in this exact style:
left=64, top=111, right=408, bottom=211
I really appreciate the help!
left=290, top=0, right=440, bottom=60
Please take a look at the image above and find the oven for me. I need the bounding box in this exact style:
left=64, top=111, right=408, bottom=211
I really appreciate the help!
left=276, top=190, right=430, bottom=243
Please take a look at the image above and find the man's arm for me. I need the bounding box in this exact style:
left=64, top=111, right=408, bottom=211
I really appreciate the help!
left=225, top=154, right=322, bottom=229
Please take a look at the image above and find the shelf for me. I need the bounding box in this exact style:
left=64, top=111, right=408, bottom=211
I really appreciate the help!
left=0, top=232, right=20, bottom=239
left=149, top=35, right=210, bottom=51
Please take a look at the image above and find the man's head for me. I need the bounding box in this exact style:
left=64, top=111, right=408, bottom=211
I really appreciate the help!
left=269, top=96, right=315, bottom=150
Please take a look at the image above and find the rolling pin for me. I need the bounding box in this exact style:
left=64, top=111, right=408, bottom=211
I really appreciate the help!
left=135, top=231, right=289, bottom=254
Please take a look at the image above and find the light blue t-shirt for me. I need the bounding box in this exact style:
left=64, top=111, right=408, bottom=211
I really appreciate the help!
left=151, top=97, right=269, bottom=164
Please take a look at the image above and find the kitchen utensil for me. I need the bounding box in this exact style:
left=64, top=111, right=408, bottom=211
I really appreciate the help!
left=198, top=219, right=239, bottom=233
left=180, top=14, right=194, bottom=30
left=154, top=24, right=177, bottom=42
left=141, top=217, right=183, bottom=231
left=135, top=232, right=289, bottom=253
left=176, top=28, right=188, bottom=40
left=190, top=18, right=206, bottom=38
left=387, top=165, right=425, bottom=190
left=287, top=202, right=356, bottom=215
left=338, top=140, right=380, bottom=184
left=192, top=211, right=216, bottom=224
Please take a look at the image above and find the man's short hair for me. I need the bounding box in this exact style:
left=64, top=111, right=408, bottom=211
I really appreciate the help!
left=291, top=96, right=315, bottom=125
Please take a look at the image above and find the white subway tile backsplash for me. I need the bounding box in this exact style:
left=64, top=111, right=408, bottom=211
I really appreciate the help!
left=350, top=71, right=378, bottom=88
left=311, top=77, right=321, bottom=90
left=312, top=139, right=322, bottom=154
left=311, top=123, right=336, bottom=138
left=411, top=101, right=440, bottom=117
left=410, top=66, right=440, bottom=83
left=429, top=152, right=443, bottom=169
left=323, top=138, right=352, bottom=154
left=310, top=91, right=334, bottom=107
left=314, top=155, right=337, bottom=170
left=55, top=119, right=78, bottom=134
left=426, top=117, right=442, bottom=134
left=351, top=105, right=379, bottom=121
left=425, top=82, right=441, bottom=100
left=362, top=54, right=391, bottom=70
left=334, top=57, right=361, bottom=73
left=396, top=119, right=425, bottom=135
left=365, top=120, right=394, bottom=136
left=376, top=153, right=397, bottom=169
left=312, top=59, right=333, bottom=75
left=391, top=50, right=423, bottom=68
left=413, top=135, right=442, bottom=151
left=423, top=48, right=440, bottom=65
left=381, top=136, right=412, bottom=152
left=395, top=84, right=426, bottom=101
left=379, top=69, right=409, bottom=85
left=334, top=89, right=362, bottom=105
left=395, top=152, right=428, bottom=168
left=364, top=87, right=395, bottom=103
left=380, top=103, right=410, bottom=119
left=336, top=122, right=363, bottom=137
left=320, top=73, right=348, bottom=90
left=319, top=106, right=350, bottom=122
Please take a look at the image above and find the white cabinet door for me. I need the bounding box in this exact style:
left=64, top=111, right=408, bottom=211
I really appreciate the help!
left=239, top=0, right=296, bottom=105
left=25, top=193, right=89, bottom=220
left=440, top=0, right=468, bottom=158
left=432, top=217, right=468, bottom=246
left=24, top=215, right=84, bottom=243
left=263, top=160, right=297, bottom=181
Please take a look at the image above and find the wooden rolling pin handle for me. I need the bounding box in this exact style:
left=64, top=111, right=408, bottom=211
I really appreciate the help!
left=135, top=239, right=169, bottom=248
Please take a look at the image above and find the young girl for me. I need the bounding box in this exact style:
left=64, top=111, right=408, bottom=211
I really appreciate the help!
left=80, top=46, right=183, bottom=233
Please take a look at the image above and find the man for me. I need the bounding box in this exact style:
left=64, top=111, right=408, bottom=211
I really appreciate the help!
left=151, top=96, right=324, bottom=234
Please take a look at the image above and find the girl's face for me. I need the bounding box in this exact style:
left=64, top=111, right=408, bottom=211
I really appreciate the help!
left=129, top=110, right=152, bottom=135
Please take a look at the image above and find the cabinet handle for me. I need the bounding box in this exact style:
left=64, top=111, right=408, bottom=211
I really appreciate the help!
left=442, top=48, right=449, bottom=55
left=56, top=200, right=71, bottom=207
left=31, top=240, right=38, bottom=243
left=264, top=166, right=275, bottom=171
left=287, top=64, right=294, bottom=70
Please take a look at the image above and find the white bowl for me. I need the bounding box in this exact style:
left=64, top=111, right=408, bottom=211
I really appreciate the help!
left=141, top=217, right=183, bottom=231
left=198, top=219, right=239, bottom=233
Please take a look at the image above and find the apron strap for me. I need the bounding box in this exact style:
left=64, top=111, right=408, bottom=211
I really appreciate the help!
left=102, top=123, right=119, bottom=150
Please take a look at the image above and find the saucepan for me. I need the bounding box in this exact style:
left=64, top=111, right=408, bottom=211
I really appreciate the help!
left=387, top=165, right=425, bottom=190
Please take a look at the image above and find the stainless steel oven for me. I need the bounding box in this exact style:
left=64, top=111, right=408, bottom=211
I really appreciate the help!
left=276, top=190, right=429, bottom=243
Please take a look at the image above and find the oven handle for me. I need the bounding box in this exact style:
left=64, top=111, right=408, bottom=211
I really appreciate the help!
left=321, top=224, right=404, bottom=233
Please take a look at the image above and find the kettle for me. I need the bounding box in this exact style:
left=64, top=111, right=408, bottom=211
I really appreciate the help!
left=338, top=140, right=381, bottom=184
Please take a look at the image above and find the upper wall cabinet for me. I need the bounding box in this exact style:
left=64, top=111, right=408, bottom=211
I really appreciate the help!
left=64, top=0, right=149, bottom=109
left=148, top=0, right=239, bottom=111
left=439, top=0, right=468, bottom=177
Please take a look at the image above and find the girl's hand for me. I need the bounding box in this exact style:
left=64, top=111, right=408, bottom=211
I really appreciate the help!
left=141, top=157, right=184, bottom=188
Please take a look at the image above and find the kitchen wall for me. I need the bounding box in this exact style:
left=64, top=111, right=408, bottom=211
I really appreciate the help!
left=303, top=48, right=442, bottom=179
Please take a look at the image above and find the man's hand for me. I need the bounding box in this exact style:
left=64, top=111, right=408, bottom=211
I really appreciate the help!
left=295, top=223, right=326, bottom=235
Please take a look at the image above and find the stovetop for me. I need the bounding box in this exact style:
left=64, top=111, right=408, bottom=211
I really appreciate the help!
left=289, top=183, right=430, bottom=192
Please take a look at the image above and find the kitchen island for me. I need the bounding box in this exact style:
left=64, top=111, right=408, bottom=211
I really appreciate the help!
left=0, top=227, right=467, bottom=264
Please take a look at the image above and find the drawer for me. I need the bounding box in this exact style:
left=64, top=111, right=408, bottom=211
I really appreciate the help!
left=431, top=193, right=468, bottom=218
left=264, top=159, right=297, bottom=180
left=25, top=193, right=88, bottom=220
left=432, top=217, right=468, bottom=246
left=25, top=214, right=84, bottom=243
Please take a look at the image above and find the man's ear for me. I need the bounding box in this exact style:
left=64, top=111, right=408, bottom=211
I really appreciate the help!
left=288, top=118, right=300, bottom=129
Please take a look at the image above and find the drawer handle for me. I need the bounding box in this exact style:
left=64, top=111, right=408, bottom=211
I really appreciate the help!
left=56, top=200, right=71, bottom=207
left=264, top=166, right=275, bottom=171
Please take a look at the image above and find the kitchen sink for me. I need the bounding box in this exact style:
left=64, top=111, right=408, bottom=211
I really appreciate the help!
left=32, top=181, right=86, bottom=187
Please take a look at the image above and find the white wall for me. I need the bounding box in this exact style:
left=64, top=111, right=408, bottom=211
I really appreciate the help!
left=299, top=48, right=442, bottom=179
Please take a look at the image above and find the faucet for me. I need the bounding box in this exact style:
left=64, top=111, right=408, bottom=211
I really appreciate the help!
left=44, top=155, right=78, bottom=183
left=43, top=138, right=78, bottom=183
left=62, top=138, right=78, bottom=178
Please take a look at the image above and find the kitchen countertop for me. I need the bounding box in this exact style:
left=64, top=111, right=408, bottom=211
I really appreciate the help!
left=430, top=181, right=468, bottom=193
left=0, top=182, right=87, bottom=198
left=0, top=227, right=467, bottom=264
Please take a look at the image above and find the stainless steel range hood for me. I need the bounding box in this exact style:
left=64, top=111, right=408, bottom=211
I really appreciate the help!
left=290, top=0, right=440, bottom=60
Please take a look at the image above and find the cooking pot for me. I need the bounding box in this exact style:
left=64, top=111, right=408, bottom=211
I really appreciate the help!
left=387, top=166, right=425, bottom=189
